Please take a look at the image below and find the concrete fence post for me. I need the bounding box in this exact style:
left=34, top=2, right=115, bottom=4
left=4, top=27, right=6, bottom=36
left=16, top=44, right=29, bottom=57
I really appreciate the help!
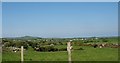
left=21, top=46, right=24, bottom=62
left=67, top=42, right=71, bottom=63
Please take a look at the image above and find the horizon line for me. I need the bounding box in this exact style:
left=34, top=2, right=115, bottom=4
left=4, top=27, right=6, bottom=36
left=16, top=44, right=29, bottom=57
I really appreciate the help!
left=2, top=35, right=118, bottom=38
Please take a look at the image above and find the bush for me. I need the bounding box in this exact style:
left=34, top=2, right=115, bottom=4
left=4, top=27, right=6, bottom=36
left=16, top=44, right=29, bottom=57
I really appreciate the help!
left=79, top=48, right=84, bottom=50
left=75, top=47, right=84, bottom=50
left=37, top=46, right=58, bottom=52
left=34, top=45, right=68, bottom=52
left=58, top=48, right=67, bottom=51
left=59, top=42, right=63, bottom=45
left=2, top=47, right=11, bottom=52
left=102, top=39, right=108, bottom=42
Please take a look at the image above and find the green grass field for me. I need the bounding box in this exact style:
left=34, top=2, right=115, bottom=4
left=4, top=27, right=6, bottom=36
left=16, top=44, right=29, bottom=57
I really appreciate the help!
left=2, top=45, right=118, bottom=61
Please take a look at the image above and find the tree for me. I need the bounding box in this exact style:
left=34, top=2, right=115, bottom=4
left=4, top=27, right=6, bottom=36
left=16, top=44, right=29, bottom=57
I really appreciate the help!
left=4, top=42, right=10, bottom=47
left=102, top=38, right=108, bottom=42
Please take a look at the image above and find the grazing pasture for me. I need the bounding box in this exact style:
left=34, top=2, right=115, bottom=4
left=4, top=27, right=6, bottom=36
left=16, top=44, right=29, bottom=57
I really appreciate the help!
left=2, top=45, right=118, bottom=61
left=2, top=36, right=119, bottom=61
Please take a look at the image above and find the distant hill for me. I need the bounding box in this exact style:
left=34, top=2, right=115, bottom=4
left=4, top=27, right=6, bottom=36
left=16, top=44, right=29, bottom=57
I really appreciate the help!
left=19, top=36, right=42, bottom=39
left=4, top=36, right=42, bottom=40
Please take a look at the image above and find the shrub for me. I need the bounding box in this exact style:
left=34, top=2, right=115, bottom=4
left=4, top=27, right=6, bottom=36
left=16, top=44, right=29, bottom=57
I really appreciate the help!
left=79, top=48, right=84, bottom=50
left=34, top=45, right=68, bottom=52
left=58, top=48, right=67, bottom=51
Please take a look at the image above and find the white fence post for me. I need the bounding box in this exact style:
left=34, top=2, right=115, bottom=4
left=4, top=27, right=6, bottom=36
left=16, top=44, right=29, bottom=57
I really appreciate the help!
left=21, top=46, right=24, bottom=62
left=67, top=41, right=72, bottom=63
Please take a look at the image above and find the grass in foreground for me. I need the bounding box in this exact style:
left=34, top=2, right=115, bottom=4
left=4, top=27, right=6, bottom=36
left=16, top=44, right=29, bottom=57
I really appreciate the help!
left=2, top=45, right=118, bottom=61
